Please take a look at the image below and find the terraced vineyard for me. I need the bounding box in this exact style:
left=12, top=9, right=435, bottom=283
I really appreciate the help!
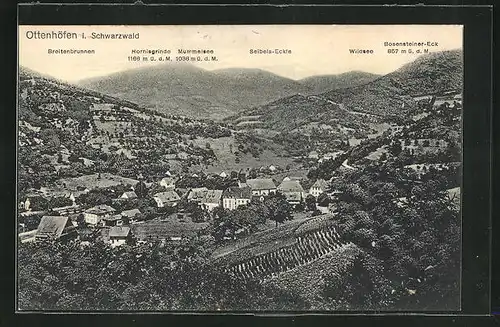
left=216, top=215, right=349, bottom=280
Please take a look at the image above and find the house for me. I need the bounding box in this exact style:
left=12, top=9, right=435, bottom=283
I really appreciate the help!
left=51, top=204, right=81, bottom=216
left=18, top=229, right=38, bottom=243
left=219, top=171, right=228, bottom=178
left=23, top=197, right=31, bottom=212
left=159, top=177, right=176, bottom=190
left=131, top=221, right=209, bottom=243
left=322, top=151, right=343, bottom=161
left=308, top=151, right=319, bottom=159
left=102, top=214, right=124, bottom=227
left=120, top=208, right=142, bottom=222
left=153, top=190, right=180, bottom=208
left=199, top=190, right=223, bottom=211
left=278, top=180, right=305, bottom=205
left=316, top=206, right=331, bottom=214
left=186, top=187, right=209, bottom=203
left=246, top=178, right=277, bottom=196
left=84, top=204, right=116, bottom=226
left=269, top=165, right=277, bottom=173
left=309, top=179, right=328, bottom=197
left=222, top=186, right=252, bottom=210
left=35, top=216, right=77, bottom=242
left=108, top=226, right=133, bottom=247
left=120, top=191, right=138, bottom=199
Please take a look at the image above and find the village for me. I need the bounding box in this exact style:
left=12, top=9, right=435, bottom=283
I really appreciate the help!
left=17, top=91, right=462, bottom=250
left=17, top=164, right=341, bottom=249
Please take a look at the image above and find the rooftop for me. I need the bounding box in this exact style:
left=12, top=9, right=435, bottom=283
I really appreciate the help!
left=121, top=191, right=138, bottom=199
left=121, top=208, right=141, bottom=217
left=246, top=178, right=276, bottom=190
left=109, top=226, right=131, bottom=238
left=187, top=187, right=209, bottom=200
left=223, top=186, right=252, bottom=199
left=85, top=204, right=116, bottom=215
left=201, top=190, right=223, bottom=204
left=103, top=214, right=123, bottom=221
left=278, top=180, right=304, bottom=193
left=154, top=190, right=180, bottom=202
left=131, top=221, right=209, bottom=239
left=311, top=179, right=329, bottom=190
left=36, top=216, right=73, bottom=239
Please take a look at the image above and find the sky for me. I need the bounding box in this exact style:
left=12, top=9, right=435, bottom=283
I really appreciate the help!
left=18, top=25, right=463, bottom=82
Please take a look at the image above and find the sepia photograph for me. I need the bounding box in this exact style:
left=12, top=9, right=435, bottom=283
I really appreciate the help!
left=17, top=24, right=463, bottom=312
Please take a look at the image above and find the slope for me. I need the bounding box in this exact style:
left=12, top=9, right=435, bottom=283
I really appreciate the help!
left=77, top=64, right=310, bottom=120
left=320, top=49, right=463, bottom=117
left=299, top=71, right=380, bottom=94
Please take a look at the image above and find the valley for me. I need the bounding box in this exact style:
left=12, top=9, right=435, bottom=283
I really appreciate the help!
left=17, top=49, right=462, bottom=312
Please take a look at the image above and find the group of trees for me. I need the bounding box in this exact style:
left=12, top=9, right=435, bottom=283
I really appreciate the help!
left=17, top=240, right=309, bottom=311
left=211, top=193, right=293, bottom=242
left=328, top=160, right=460, bottom=310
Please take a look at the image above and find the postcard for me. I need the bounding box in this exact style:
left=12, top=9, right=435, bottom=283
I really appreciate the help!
left=17, top=24, right=463, bottom=312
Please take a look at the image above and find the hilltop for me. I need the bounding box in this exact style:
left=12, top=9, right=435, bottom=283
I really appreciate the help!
left=77, top=64, right=310, bottom=120
left=299, top=71, right=380, bottom=94
left=319, top=50, right=463, bottom=116
left=386, top=49, right=463, bottom=96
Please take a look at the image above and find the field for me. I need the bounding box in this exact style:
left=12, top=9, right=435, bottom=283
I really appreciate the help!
left=211, top=216, right=311, bottom=260
left=55, top=173, right=138, bottom=191
left=264, top=243, right=362, bottom=309
left=93, top=120, right=134, bottom=135
left=364, top=145, right=388, bottom=161
left=211, top=214, right=338, bottom=268
left=191, top=149, right=298, bottom=173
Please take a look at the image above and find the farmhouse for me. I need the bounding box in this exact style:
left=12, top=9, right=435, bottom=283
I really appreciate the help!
left=120, top=191, right=138, bottom=199
left=199, top=190, right=223, bottom=212
left=35, top=216, right=77, bottom=242
left=246, top=178, right=277, bottom=196
left=222, top=186, right=252, bottom=210
left=278, top=180, right=305, bottom=205
left=186, top=187, right=209, bottom=203
left=159, top=177, right=176, bottom=190
left=153, top=190, right=180, bottom=208
left=108, top=226, right=133, bottom=247
left=84, top=204, right=116, bottom=226
left=309, top=179, right=328, bottom=197
left=131, top=221, right=209, bottom=243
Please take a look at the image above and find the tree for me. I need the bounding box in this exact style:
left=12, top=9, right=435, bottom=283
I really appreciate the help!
left=317, top=192, right=331, bottom=207
left=134, top=181, right=148, bottom=198
left=191, top=205, right=205, bottom=223
left=388, top=141, right=402, bottom=157
left=323, top=252, right=393, bottom=310
left=305, top=194, right=317, bottom=212
left=264, top=194, right=292, bottom=227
